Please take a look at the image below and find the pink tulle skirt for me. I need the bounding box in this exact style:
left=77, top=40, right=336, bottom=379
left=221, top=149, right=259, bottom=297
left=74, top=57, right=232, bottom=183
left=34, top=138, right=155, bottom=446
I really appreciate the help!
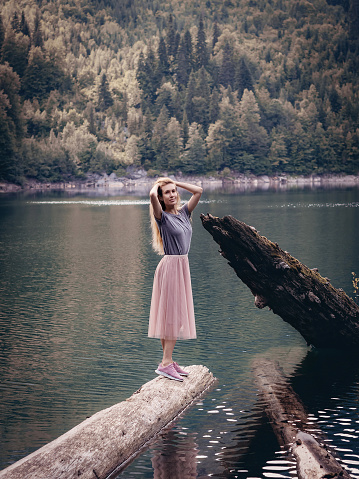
left=148, top=254, right=196, bottom=340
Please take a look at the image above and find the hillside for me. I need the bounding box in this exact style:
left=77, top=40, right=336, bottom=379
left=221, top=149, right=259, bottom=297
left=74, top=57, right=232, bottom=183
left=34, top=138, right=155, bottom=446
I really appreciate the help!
left=0, top=0, right=359, bottom=183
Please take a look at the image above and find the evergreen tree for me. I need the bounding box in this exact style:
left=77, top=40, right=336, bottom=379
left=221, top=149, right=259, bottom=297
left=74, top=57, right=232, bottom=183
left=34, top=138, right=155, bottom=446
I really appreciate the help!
left=0, top=65, right=23, bottom=180
left=174, top=32, right=180, bottom=59
left=166, top=117, right=183, bottom=170
left=157, top=36, right=169, bottom=78
left=98, top=73, right=114, bottom=110
left=176, top=31, right=193, bottom=88
left=209, top=88, right=220, bottom=124
left=235, top=57, right=254, bottom=99
left=182, top=123, right=206, bottom=173
left=138, top=108, right=155, bottom=168
left=196, top=19, right=209, bottom=69
left=184, top=30, right=194, bottom=70
left=206, top=119, right=227, bottom=170
left=22, top=46, right=64, bottom=100
left=152, top=105, right=170, bottom=170
left=219, top=42, right=235, bottom=88
left=156, top=82, right=177, bottom=118
left=11, top=12, right=20, bottom=33
left=349, top=0, right=359, bottom=40
left=176, top=37, right=190, bottom=88
left=0, top=15, right=4, bottom=57
left=238, top=89, right=269, bottom=171
left=136, top=48, right=159, bottom=104
left=193, top=66, right=210, bottom=131
left=212, top=21, right=220, bottom=53
left=184, top=71, right=196, bottom=123
left=2, top=29, right=30, bottom=78
left=32, top=10, right=43, bottom=48
left=166, top=14, right=177, bottom=58
left=0, top=92, right=16, bottom=180
left=182, top=110, right=189, bottom=148
left=20, top=11, right=30, bottom=38
left=87, top=104, right=97, bottom=135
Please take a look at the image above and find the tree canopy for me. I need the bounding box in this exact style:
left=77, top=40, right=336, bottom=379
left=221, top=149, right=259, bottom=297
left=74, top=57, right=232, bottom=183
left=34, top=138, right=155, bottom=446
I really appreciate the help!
left=0, top=0, right=358, bottom=183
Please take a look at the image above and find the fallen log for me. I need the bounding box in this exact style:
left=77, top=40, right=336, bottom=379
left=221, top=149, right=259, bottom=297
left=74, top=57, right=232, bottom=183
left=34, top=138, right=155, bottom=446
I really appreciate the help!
left=253, top=357, right=351, bottom=479
left=200, top=213, right=359, bottom=349
left=0, top=365, right=216, bottom=479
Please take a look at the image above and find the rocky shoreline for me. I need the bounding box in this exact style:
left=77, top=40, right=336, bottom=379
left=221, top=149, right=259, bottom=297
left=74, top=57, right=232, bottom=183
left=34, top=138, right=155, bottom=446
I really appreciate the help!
left=1, top=171, right=359, bottom=194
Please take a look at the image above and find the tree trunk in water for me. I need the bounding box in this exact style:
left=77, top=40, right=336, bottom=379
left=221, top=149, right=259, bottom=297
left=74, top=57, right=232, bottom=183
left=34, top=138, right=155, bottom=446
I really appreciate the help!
left=0, top=365, right=216, bottom=479
left=200, top=213, right=359, bottom=349
left=253, top=358, right=351, bottom=479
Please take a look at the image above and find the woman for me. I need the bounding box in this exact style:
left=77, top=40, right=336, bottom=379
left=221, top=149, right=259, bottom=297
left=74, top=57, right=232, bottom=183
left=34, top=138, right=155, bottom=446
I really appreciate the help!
left=149, top=177, right=203, bottom=381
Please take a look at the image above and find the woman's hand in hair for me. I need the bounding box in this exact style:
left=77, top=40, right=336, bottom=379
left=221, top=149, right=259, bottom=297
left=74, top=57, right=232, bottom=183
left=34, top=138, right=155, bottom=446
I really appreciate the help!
left=175, top=181, right=203, bottom=213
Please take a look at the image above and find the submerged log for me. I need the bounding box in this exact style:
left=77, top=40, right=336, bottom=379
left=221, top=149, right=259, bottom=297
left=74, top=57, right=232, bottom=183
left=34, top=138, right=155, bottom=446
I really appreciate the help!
left=201, top=213, right=359, bottom=349
left=0, top=365, right=216, bottom=479
left=253, top=358, right=351, bottom=479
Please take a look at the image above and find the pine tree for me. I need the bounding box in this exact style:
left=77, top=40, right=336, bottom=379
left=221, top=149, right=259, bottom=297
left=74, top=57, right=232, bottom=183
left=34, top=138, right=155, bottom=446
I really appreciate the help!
left=22, top=47, right=48, bottom=99
left=2, top=29, right=29, bottom=79
left=212, top=21, right=220, bottom=53
left=0, top=64, right=23, bottom=180
left=219, top=42, right=235, bottom=88
left=157, top=36, right=169, bottom=78
left=349, top=0, right=359, bottom=39
left=0, top=15, right=4, bottom=57
left=152, top=105, right=170, bottom=170
left=166, top=117, right=183, bottom=170
left=183, top=123, right=206, bottom=173
left=176, top=31, right=193, bottom=88
left=184, top=30, right=193, bottom=70
left=138, top=108, right=155, bottom=168
left=209, top=88, right=220, bottom=124
left=185, top=71, right=196, bottom=123
left=166, top=14, right=177, bottom=58
left=87, top=104, right=97, bottom=135
left=136, top=48, right=159, bottom=104
left=176, top=38, right=190, bottom=88
left=193, top=66, right=210, bottom=131
left=20, top=11, right=30, bottom=38
left=0, top=92, right=17, bottom=180
left=32, top=10, right=43, bottom=48
left=11, top=12, right=20, bottom=33
left=182, top=110, right=189, bottom=148
left=196, top=18, right=209, bottom=70
left=235, top=57, right=253, bottom=99
left=98, top=73, right=114, bottom=111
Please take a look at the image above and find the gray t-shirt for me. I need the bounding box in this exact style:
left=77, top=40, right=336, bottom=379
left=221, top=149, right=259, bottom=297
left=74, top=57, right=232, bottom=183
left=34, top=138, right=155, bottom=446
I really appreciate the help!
left=155, top=203, right=192, bottom=255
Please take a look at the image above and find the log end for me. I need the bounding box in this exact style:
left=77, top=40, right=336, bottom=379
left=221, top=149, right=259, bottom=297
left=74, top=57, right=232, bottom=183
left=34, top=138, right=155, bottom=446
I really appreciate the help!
left=293, top=431, right=351, bottom=479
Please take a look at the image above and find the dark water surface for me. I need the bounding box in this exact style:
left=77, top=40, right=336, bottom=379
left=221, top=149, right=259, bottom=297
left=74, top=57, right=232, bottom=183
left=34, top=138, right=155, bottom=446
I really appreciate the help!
left=1, top=186, right=359, bottom=478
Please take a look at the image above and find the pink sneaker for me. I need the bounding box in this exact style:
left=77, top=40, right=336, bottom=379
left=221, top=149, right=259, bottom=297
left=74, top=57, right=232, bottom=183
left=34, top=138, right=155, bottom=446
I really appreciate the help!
left=155, top=363, right=183, bottom=381
left=173, top=362, right=189, bottom=376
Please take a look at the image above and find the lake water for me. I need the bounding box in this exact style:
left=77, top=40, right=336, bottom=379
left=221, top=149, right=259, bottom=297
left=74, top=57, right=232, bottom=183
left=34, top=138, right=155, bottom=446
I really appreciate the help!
left=1, top=184, right=359, bottom=478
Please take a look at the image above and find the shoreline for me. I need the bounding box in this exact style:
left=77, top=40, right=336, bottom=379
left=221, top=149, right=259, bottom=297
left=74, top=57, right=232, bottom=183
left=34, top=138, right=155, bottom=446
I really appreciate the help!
left=1, top=173, right=359, bottom=194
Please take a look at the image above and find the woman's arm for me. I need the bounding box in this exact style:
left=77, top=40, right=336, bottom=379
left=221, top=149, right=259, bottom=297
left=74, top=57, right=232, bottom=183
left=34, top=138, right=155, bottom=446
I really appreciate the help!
left=150, top=183, right=162, bottom=219
left=175, top=181, right=203, bottom=213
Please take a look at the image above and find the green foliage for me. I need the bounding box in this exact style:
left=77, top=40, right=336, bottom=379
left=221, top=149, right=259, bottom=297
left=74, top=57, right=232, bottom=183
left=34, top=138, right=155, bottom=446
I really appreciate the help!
left=0, top=0, right=359, bottom=183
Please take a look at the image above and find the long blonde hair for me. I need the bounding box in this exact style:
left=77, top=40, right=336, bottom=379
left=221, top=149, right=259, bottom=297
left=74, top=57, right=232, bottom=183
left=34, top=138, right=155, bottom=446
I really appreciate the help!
left=150, top=177, right=181, bottom=255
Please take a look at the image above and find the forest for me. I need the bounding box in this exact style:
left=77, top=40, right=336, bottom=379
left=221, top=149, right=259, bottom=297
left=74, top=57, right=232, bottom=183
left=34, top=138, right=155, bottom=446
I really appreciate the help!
left=0, top=0, right=359, bottom=183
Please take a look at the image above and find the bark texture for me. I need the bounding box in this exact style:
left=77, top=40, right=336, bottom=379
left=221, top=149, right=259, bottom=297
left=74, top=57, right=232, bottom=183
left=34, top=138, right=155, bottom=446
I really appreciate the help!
left=253, top=358, right=351, bottom=479
left=201, top=213, right=359, bottom=349
left=0, top=365, right=216, bottom=479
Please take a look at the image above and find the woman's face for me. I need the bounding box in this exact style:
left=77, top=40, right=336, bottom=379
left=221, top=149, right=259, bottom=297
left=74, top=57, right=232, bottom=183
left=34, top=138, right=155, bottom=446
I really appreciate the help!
left=160, top=183, right=178, bottom=208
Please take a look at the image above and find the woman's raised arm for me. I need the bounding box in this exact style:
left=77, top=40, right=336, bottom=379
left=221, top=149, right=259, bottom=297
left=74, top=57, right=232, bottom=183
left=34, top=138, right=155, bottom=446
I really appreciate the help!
left=175, top=181, right=203, bottom=213
left=150, top=183, right=163, bottom=219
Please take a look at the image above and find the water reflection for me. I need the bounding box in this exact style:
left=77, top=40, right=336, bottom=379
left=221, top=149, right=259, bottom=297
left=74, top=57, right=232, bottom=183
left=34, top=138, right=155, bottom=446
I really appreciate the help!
left=150, top=430, right=199, bottom=479
left=1, top=187, right=359, bottom=477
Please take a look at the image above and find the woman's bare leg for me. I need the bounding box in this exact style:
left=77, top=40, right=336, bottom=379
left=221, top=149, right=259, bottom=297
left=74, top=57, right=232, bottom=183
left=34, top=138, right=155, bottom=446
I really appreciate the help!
left=161, top=339, right=176, bottom=367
